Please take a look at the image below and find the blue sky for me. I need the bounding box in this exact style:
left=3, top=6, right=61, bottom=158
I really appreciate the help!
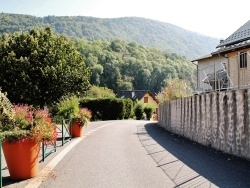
left=1, top=0, right=250, bottom=38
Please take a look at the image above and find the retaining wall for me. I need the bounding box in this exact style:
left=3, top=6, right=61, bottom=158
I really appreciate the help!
left=158, top=89, right=250, bottom=160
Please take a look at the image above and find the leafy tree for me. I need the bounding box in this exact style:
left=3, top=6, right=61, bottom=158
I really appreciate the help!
left=73, top=38, right=196, bottom=94
left=85, top=86, right=115, bottom=98
left=157, top=78, right=192, bottom=103
left=110, top=40, right=127, bottom=53
left=117, top=78, right=133, bottom=91
left=90, top=64, right=103, bottom=86
left=0, top=27, right=90, bottom=106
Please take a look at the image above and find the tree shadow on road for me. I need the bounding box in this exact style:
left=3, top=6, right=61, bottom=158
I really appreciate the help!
left=138, top=122, right=250, bottom=188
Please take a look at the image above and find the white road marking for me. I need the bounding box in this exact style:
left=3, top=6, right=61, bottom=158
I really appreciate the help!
left=25, top=137, right=83, bottom=188
left=83, top=134, right=91, bottom=136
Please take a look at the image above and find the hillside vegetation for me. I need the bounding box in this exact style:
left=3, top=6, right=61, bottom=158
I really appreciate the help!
left=0, top=26, right=196, bottom=98
left=73, top=38, right=196, bottom=93
left=0, top=13, right=218, bottom=59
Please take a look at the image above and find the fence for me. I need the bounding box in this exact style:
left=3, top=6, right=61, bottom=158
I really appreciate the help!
left=158, top=89, right=250, bottom=160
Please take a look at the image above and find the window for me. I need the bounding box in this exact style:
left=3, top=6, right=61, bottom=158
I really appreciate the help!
left=240, top=52, right=247, bottom=68
left=155, top=108, right=158, bottom=114
left=144, top=97, right=148, bottom=103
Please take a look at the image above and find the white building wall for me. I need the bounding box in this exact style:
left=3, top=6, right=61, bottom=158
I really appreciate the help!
left=197, top=56, right=228, bottom=92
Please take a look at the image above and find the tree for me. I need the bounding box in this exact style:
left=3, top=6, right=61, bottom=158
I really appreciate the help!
left=156, top=78, right=193, bottom=103
left=0, top=27, right=91, bottom=106
left=73, top=38, right=196, bottom=94
left=90, top=64, right=103, bottom=86
left=85, top=86, right=115, bottom=98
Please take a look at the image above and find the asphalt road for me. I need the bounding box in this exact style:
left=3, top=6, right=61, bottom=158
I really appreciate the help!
left=3, top=120, right=250, bottom=188
left=37, top=120, right=175, bottom=188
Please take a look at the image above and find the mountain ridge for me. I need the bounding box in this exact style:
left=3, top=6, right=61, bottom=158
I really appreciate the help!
left=0, top=13, right=218, bottom=59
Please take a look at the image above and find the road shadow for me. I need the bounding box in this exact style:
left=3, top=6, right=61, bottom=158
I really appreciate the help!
left=1, top=176, right=20, bottom=187
left=139, top=122, right=250, bottom=188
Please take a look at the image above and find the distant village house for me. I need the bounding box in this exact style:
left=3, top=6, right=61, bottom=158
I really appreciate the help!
left=116, top=90, right=159, bottom=120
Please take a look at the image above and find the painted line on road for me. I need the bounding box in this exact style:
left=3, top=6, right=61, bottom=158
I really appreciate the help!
left=25, top=122, right=114, bottom=188
left=25, top=137, right=84, bottom=188
left=83, top=133, right=91, bottom=136
left=98, top=122, right=114, bottom=128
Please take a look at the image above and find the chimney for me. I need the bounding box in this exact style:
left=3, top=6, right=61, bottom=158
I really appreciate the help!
left=131, top=91, right=135, bottom=98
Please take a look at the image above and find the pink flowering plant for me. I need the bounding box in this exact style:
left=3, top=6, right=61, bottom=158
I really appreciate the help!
left=73, top=108, right=92, bottom=126
left=0, top=91, right=54, bottom=143
left=156, top=78, right=192, bottom=103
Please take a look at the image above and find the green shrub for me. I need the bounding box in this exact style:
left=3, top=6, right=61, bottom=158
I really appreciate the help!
left=56, top=95, right=80, bottom=119
left=123, top=99, right=133, bottom=119
left=144, top=105, right=154, bottom=120
left=134, top=103, right=144, bottom=120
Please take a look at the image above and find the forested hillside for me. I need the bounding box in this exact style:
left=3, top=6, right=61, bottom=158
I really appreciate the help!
left=0, top=13, right=218, bottom=59
left=0, top=27, right=196, bottom=96
left=72, top=38, right=196, bottom=93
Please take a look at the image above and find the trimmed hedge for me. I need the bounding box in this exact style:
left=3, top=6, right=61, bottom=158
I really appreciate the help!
left=79, top=98, right=133, bottom=121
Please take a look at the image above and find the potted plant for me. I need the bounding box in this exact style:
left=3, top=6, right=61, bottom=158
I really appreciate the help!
left=0, top=91, right=54, bottom=180
left=56, top=95, right=92, bottom=137
left=56, top=95, right=79, bottom=119
left=56, top=95, right=80, bottom=132
left=71, top=107, right=92, bottom=137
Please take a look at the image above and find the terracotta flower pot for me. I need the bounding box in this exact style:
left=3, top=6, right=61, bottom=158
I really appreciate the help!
left=2, top=138, right=40, bottom=180
left=71, top=122, right=83, bottom=137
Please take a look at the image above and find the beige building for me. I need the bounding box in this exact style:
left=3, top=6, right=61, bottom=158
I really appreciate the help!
left=192, top=20, right=250, bottom=92
left=137, top=91, right=158, bottom=113
left=217, top=47, right=250, bottom=89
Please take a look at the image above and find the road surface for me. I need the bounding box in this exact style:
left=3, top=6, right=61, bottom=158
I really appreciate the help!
left=3, top=120, right=250, bottom=187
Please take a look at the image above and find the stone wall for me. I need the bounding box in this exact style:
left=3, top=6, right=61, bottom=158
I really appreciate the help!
left=158, top=89, right=250, bottom=160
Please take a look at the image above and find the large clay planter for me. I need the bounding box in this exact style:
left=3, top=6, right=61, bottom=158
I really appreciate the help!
left=2, top=138, right=40, bottom=180
left=71, top=122, right=83, bottom=137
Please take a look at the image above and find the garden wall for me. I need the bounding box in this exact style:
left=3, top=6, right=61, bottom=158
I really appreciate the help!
left=158, top=89, right=250, bottom=160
